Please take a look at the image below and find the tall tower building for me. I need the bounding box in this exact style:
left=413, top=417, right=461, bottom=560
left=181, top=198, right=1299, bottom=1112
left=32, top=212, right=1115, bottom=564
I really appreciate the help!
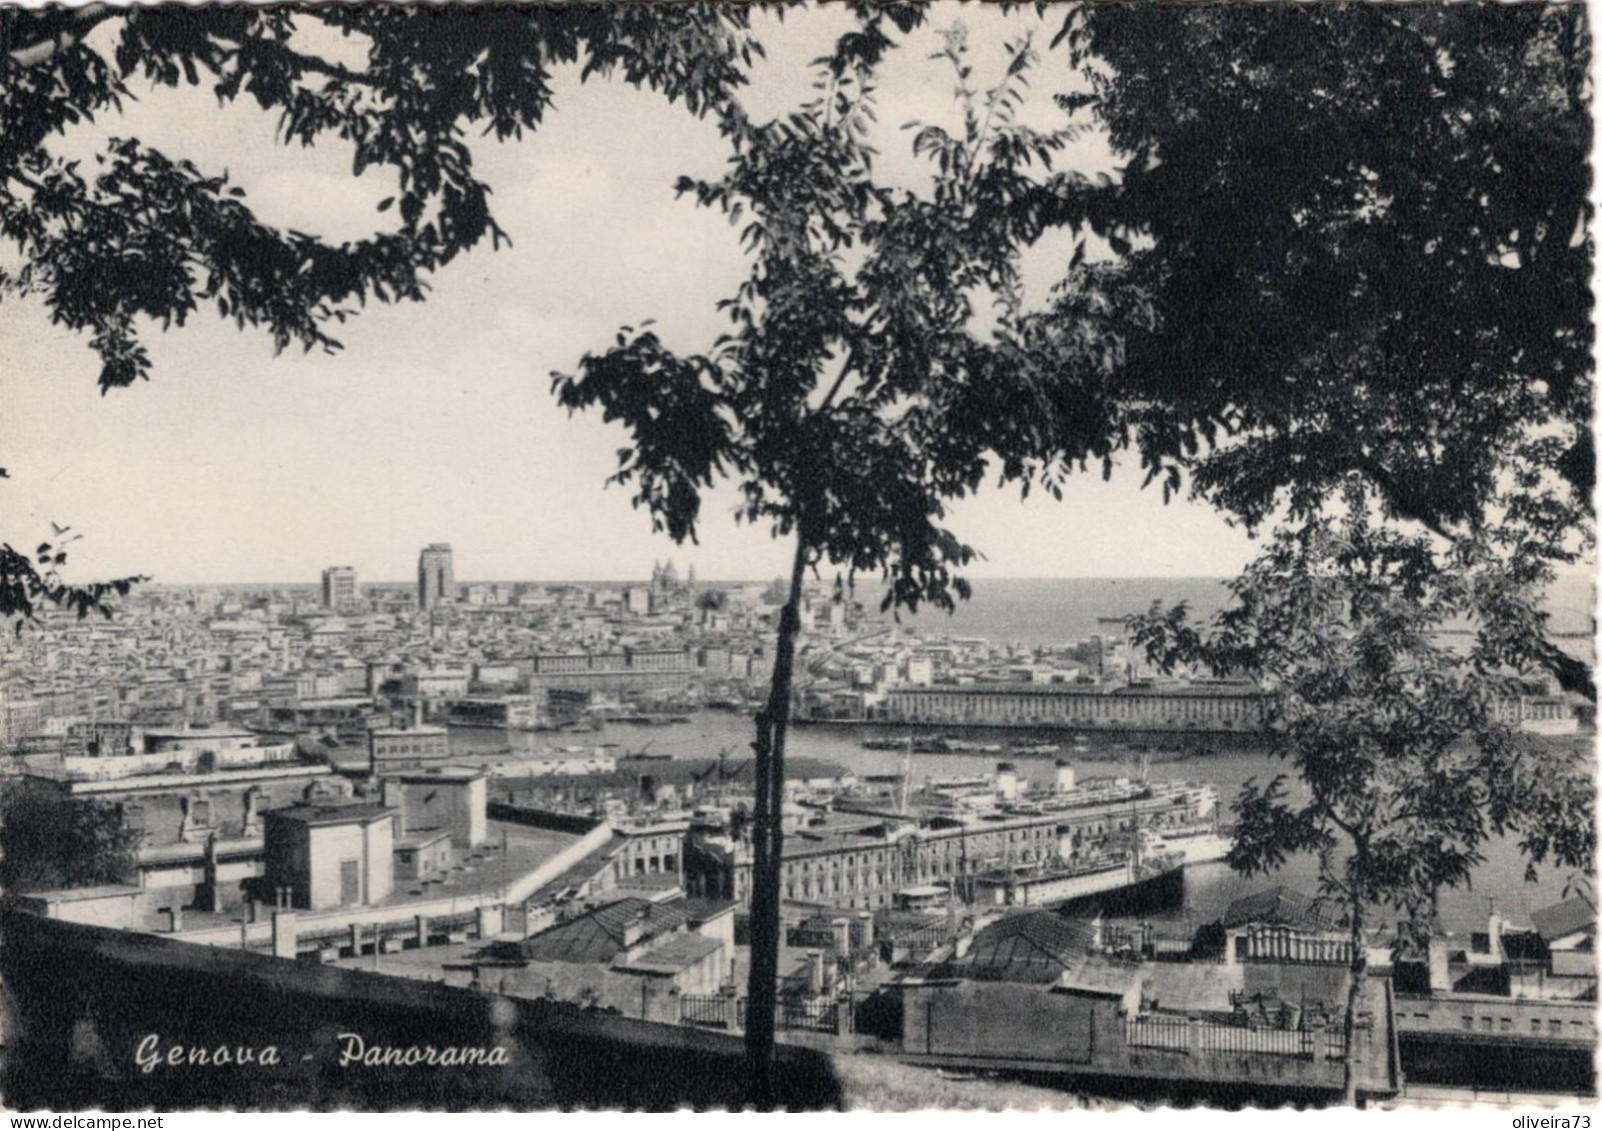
left=417, top=543, right=455, bottom=609
left=321, top=566, right=358, bottom=611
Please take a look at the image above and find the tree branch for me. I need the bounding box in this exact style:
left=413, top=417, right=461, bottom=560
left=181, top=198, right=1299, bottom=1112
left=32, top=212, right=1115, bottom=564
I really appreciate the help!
left=4, top=5, right=117, bottom=69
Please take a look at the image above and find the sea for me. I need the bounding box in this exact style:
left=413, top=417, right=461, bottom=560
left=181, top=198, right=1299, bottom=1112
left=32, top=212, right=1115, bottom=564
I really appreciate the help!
left=886, top=572, right=1595, bottom=649
left=453, top=572, right=1596, bottom=937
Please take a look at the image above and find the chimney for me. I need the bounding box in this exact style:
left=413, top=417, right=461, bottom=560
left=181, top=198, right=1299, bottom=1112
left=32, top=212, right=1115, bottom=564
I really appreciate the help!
left=1054, top=759, right=1076, bottom=794
left=381, top=778, right=404, bottom=811
left=621, top=906, right=651, bottom=949
left=996, top=762, right=1020, bottom=802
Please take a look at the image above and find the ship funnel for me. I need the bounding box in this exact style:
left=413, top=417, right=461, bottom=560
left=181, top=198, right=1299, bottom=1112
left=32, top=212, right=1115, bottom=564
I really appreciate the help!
left=1054, top=759, right=1076, bottom=794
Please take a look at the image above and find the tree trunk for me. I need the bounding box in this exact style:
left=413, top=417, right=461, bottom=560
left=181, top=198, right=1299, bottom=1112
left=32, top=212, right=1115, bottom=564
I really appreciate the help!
left=742, top=537, right=809, bottom=1110
left=1342, top=897, right=1367, bottom=1107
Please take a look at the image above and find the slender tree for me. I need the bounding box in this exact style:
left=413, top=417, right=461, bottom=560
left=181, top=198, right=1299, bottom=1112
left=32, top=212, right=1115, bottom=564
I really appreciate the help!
left=1132, top=480, right=1595, bottom=1104
left=554, top=16, right=1127, bottom=1104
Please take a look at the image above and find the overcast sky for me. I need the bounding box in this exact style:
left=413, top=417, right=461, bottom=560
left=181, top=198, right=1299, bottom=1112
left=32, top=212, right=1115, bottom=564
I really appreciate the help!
left=0, top=4, right=1270, bottom=587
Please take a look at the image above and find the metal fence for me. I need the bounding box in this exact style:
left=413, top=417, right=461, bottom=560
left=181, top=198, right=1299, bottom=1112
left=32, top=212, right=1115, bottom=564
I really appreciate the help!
left=1125, top=1013, right=1192, bottom=1051
left=680, top=994, right=842, bottom=1035
left=1125, top=1015, right=1347, bottom=1059
left=680, top=994, right=737, bottom=1030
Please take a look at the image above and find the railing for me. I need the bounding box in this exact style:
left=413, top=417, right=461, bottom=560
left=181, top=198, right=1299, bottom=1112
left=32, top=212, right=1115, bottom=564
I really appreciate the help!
left=1125, top=1015, right=1347, bottom=1060
left=680, top=993, right=738, bottom=1030
left=680, top=995, right=842, bottom=1035
left=1125, top=1013, right=1191, bottom=1051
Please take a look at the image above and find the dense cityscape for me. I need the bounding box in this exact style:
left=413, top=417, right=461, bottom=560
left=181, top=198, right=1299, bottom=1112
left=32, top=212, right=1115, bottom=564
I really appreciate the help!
left=0, top=542, right=1592, bottom=1107
left=0, top=0, right=1594, bottom=1115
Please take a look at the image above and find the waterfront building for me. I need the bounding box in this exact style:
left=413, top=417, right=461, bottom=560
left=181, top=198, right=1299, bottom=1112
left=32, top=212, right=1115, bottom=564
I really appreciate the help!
left=882, top=681, right=1268, bottom=732
left=320, top=566, right=358, bottom=611
left=609, top=816, right=691, bottom=879
left=417, top=543, right=456, bottom=609
left=685, top=778, right=1215, bottom=910
left=368, top=726, right=450, bottom=772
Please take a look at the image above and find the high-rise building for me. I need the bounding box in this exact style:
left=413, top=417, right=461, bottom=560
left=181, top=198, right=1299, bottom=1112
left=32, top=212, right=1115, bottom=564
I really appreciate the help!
left=417, top=543, right=456, bottom=609
left=321, top=566, right=358, bottom=611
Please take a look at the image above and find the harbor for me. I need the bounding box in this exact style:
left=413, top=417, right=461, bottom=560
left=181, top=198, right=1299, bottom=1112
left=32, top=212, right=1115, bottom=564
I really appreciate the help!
left=447, top=714, right=1578, bottom=936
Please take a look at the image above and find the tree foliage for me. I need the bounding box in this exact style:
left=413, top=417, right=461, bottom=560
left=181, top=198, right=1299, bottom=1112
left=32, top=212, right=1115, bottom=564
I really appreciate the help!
left=556, top=17, right=1120, bottom=614
left=0, top=529, right=142, bottom=635
left=0, top=4, right=758, bottom=623
left=1, top=4, right=757, bottom=395
left=1132, top=480, right=1594, bottom=1101
left=0, top=782, right=142, bottom=898
left=1051, top=3, right=1594, bottom=693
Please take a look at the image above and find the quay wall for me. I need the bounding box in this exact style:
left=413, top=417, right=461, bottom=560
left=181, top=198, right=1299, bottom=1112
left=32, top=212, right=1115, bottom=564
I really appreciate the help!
left=0, top=911, right=844, bottom=1110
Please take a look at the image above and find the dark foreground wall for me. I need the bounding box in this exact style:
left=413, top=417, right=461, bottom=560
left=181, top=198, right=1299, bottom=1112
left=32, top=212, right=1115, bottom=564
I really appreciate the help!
left=0, top=913, right=845, bottom=1111
left=1398, top=1034, right=1596, bottom=1096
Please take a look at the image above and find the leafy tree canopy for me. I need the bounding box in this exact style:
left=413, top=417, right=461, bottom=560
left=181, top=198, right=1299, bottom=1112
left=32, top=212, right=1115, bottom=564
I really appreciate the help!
left=1131, top=479, right=1594, bottom=1101
left=0, top=782, right=141, bottom=897
left=1050, top=4, right=1593, bottom=583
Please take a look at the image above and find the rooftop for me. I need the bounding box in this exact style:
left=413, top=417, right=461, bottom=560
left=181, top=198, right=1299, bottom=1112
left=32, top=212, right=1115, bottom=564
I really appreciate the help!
left=266, top=801, right=394, bottom=827
left=1223, top=886, right=1347, bottom=933
left=924, top=911, right=1097, bottom=984
left=1531, top=898, right=1596, bottom=942
left=613, top=931, right=722, bottom=976
left=507, top=897, right=691, bottom=965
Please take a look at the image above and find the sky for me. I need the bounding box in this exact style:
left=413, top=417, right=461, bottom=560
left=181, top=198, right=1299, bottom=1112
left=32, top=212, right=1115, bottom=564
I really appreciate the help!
left=1, top=4, right=1270, bottom=587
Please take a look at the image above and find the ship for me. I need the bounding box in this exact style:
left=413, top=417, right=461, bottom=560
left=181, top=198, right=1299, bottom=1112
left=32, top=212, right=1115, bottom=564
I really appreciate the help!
left=859, top=734, right=1004, bottom=755
left=1137, top=824, right=1232, bottom=866
left=1007, top=741, right=1063, bottom=757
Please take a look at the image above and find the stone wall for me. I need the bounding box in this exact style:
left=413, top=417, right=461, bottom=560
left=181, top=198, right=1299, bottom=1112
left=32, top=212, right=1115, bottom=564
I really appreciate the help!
left=1, top=911, right=844, bottom=1110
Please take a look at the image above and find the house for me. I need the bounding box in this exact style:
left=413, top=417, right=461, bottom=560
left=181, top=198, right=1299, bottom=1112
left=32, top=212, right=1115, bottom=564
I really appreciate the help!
left=262, top=802, right=396, bottom=910
left=1220, top=886, right=1352, bottom=966
left=924, top=911, right=1098, bottom=983
left=473, top=896, right=728, bottom=1021
left=900, top=912, right=1119, bottom=1063
left=1532, top=897, right=1596, bottom=975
